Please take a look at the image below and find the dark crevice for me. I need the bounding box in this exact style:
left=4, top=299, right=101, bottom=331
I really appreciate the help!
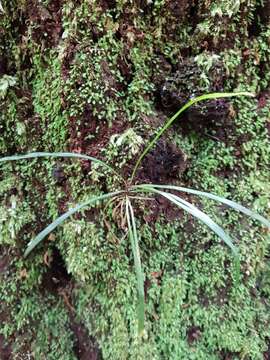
left=0, top=335, right=12, bottom=360
left=40, top=247, right=71, bottom=294
left=70, top=319, right=103, bottom=360
left=247, top=1, right=268, bottom=37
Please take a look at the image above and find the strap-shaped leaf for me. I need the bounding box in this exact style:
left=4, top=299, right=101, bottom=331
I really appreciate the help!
left=131, top=91, right=254, bottom=181
left=24, top=191, right=123, bottom=257
left=134, top=184, right=270, bottom=228
left=158, top=190, right=238, bottom=255
left=0, top=151, right=122, bottom=181
left=126, top=197, right=145, bottom=335
left=134, top=186, right=240, bottom=281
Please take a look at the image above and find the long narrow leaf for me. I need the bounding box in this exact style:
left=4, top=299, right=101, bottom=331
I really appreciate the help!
left=130, top=91, right=254, bottom=182
left=158, top=190, right=238, bottom=255
left=134, top=184, right=270, bottom=228
left=161, top=190, right=240, bottom=281
left=24, top=191, right=123, bottom=257
left=134, top=186, right=240, bottom=281
left=126, top=197, right=145, bottom=335
left=0, top=151, right=123, bottom=181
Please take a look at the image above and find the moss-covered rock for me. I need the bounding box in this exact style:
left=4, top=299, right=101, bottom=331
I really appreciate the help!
left=0, top=0, right=270, bottom=359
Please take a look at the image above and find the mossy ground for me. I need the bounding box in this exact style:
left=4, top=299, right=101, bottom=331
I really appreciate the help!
left=0, top=1, right=270, bottom=359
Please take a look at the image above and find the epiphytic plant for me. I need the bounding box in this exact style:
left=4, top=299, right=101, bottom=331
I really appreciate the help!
left=1, top=92, right=269, bottom=334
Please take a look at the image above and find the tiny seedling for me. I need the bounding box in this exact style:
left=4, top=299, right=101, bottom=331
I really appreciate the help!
left=1, top=92, right=270, bottom=335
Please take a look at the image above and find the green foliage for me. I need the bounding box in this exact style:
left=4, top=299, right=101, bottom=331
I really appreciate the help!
left=61, top=220, right=106, bottom=282
left=1, top=92, right=269, bottom=338
left=0, top=74, right=16, bottom=99
left=0, top=195, right=34, bottom=246
left=63, top=35, right=124, bottom=124
left=32, top=53, right=68, bottom=150
left=105, top=128, right=143, bottom=168
left=32, top=305, right=75, bottom=360
left=1, top=0, right=270, bottom=358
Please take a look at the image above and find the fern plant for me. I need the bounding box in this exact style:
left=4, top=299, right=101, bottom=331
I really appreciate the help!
left=1, top=92, right=270, bottom=334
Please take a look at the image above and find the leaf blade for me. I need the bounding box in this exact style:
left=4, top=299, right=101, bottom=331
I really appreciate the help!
left=126, top=197, right=145, bottom=335
left=131, top=91, right=254, bottom=181
left=160, top=191, right=238, bottom=255
left=24, top=191, right=123, bottom=257
left=0, top=151, right=122, bottom=181
left=134, top=186, right=240, bottom=282
left=134, top=184, right=270, bottom=228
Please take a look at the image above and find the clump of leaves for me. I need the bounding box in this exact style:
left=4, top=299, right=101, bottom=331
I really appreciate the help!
left=0, top=75, right=16, bottom=99
left=1, top=92, right=269, bottom=335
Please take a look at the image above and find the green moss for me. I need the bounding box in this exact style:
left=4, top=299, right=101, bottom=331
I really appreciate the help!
left=31, top=53, right=68, bottom=150
left=32, top=304, right=75, bottom=360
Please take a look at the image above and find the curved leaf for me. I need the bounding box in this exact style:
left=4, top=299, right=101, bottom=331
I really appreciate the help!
left=134, top=186, right=240, bottom=281
left=0, top=151, right=122, bottom=181
left=130, top=91, right=254, bottom=182
left=24, top=191, right=123, bottom=257
left=134, top=184, right=270, bottom=228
